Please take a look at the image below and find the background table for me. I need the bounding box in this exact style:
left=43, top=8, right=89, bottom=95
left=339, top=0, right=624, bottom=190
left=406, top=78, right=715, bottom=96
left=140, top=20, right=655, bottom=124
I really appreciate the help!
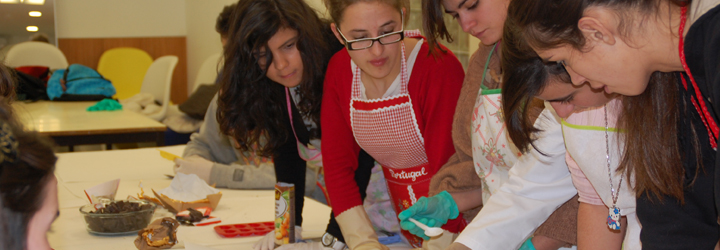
left=49, top=145, right=332, bottom=250
left=13, top=101, right=166, bottom=150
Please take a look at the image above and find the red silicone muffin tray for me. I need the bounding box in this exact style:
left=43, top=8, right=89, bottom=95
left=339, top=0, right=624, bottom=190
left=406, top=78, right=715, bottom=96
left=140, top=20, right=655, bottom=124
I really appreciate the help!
left=214, top=221, right=275, bottom=238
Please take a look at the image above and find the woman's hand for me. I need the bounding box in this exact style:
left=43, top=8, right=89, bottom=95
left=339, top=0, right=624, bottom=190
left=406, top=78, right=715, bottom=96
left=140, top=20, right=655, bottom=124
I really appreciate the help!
left=397, top=191, right=459, bottom=240
left=173, top=155, right=214, bottom=183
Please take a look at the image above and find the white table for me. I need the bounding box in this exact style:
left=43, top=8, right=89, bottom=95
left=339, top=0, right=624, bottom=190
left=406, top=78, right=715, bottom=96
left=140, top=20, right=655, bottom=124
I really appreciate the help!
left=13, top=101, right=167, bottom=150
left=49, top=145, right=332, bottom=250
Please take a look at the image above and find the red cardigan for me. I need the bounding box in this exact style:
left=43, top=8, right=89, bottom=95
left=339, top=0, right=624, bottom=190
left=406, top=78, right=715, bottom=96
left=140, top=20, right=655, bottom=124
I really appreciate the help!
left=321, top=40, right=464, bottom=216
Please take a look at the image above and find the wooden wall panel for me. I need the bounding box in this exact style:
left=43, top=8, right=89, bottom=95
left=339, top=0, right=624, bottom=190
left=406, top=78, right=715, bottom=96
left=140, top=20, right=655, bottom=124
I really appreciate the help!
left=58, top=37, right=188, bottom=103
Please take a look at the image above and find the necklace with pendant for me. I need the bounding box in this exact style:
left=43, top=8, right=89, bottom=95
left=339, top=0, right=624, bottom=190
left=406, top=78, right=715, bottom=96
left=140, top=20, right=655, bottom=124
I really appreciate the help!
left=605, top=105, right=623, bottom=230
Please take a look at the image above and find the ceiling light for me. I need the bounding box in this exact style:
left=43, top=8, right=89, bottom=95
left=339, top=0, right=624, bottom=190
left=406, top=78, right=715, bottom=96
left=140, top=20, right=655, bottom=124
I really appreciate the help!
left=24, top=0, right=44, bottom=5
left=0, top=0, right=20, bottom=3
left=29, top=11, right=42, bottom=17
left=26, top=26, right=38, bottom=32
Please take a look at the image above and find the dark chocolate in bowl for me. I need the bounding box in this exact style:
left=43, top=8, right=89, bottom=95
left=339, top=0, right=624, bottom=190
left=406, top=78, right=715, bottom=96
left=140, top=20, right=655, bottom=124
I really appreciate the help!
left=79, top=200, right=156, bottom=235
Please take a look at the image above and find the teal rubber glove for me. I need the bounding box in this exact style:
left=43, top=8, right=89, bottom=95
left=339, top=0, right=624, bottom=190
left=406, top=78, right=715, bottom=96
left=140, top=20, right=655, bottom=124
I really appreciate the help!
left=519, top=238, right=537, bottom=250
left=87, top=99, right=122, bottom=111
left=397, top=190, right=459, bottom=240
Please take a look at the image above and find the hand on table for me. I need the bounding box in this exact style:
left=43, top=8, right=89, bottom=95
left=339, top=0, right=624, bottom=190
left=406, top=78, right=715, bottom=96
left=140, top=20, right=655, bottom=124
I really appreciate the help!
left=253, top=226, right=303, bottom=250
left=398, top=190, right=459, bottom=240
left=173, top=155, right=213, bottom=183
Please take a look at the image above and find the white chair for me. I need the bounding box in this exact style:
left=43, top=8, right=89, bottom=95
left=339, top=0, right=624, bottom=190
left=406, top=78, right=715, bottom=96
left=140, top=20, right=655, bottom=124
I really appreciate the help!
left=140, top=55, right=178, bottom=121
left=4, top=41, right=69, bottom=70
left=191, top=52, right=223, bottom=92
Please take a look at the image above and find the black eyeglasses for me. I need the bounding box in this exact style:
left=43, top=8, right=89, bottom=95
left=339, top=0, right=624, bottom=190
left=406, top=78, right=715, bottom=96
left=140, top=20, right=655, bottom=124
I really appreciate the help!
left=336, top=10, right=405, bottom=51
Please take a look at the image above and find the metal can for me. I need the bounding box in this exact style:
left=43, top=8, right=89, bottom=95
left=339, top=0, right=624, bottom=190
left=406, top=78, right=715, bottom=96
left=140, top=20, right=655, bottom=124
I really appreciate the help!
left=274, top=182, right=295, bottom=246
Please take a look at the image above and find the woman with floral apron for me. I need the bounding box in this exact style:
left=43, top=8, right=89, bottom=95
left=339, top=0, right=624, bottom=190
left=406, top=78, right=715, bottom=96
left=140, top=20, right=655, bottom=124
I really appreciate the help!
left=397, top=0, right=582, bottom=249
left=470, top=45, right=518, bottom=204
left=321, top=1, right=465, bottom=249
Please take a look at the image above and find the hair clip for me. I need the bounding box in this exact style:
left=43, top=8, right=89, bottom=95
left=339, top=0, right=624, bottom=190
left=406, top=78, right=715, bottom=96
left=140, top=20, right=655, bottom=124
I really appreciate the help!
left=0, top=121, right=18, bottom=164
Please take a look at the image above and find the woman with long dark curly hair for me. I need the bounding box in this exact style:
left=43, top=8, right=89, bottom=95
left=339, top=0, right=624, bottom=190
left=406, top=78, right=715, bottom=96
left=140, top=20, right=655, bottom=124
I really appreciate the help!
left=216, top=1, right=379, bottom=249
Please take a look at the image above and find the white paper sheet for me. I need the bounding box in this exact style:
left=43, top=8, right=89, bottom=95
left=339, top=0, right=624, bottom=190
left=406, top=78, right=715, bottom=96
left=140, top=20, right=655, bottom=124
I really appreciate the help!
left=158, top=173, right=220, bottom=202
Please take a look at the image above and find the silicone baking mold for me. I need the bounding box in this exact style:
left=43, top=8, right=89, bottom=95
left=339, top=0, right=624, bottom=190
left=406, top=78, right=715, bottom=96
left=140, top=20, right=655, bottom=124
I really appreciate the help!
left=214, top=221, right=275, bottom=238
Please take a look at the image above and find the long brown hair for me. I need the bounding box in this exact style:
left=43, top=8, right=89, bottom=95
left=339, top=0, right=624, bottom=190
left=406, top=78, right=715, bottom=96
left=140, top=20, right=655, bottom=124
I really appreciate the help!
left=421, top=0, right=453, bottom=54
left=500, top=23, right=571, bottom=154
left=217, top=0, right=337, bottom=157
left=504, top=0, right=690, bottom=200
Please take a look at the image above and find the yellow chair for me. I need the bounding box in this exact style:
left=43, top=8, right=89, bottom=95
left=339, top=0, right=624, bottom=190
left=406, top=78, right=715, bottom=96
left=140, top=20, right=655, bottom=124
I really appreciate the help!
left=97, top=48, right=153, bottom=100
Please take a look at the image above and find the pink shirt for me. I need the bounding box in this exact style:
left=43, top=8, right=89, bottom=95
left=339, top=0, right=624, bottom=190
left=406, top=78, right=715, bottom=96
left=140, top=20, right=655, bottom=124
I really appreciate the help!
left=566, top=153, right=603, bottom=205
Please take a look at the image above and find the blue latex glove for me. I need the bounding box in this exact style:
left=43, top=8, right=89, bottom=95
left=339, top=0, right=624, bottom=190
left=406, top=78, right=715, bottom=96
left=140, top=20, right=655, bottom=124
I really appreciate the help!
left=519, top=238, right=537, bottom=250
left=397, top=191, right=459, bottom=240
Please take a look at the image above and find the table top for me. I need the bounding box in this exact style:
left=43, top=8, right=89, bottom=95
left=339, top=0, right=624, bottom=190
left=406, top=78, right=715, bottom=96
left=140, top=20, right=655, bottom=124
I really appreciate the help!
left=13, top=101, right=166, bottom=136
left=49, top=145, right=332, bottom=250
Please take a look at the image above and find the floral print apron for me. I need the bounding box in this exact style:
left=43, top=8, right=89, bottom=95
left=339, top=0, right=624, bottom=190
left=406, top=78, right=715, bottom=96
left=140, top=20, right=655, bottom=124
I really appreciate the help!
left=471, top=44, right=521, bottom=204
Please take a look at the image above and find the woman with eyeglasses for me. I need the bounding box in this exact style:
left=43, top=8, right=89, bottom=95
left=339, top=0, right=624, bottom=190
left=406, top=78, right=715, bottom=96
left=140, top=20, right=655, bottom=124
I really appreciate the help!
left=320, top=0, right=465, bottom=249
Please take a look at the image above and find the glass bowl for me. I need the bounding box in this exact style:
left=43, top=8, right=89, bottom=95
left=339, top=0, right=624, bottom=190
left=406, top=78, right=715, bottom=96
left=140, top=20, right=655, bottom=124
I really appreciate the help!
left=79, top=200, right=156, bottom=235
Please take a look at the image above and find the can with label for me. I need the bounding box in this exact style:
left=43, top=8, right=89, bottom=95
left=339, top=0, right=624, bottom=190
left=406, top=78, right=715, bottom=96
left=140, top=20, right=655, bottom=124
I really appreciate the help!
left=274, top=182, right=295, bottom=246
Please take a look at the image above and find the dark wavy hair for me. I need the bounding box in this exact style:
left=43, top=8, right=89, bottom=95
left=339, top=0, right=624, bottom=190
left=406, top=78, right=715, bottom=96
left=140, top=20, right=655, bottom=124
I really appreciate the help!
left=0, top=64, right=16, bottom=103
left=217, top=0, right=336, bottom=157
left=0, top=97, right=57, bottom=250
left=215, top=3, right=236, bottom=38
left=503, top=0, right=690, bottom=201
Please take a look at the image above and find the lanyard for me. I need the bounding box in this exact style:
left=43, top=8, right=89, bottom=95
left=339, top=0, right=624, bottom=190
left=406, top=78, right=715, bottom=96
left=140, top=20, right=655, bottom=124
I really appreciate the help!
left=678, top=6, right=719, bottom=150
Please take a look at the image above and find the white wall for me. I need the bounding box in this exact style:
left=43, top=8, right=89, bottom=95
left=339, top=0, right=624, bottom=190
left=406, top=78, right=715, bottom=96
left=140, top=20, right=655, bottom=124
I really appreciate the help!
left=184, top=0, right=236, bottom=93
left=55, top=0, right=186, bottom=38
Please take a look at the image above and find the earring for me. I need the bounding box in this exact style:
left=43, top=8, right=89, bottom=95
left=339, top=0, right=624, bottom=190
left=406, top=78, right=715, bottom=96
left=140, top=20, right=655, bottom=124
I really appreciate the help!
left=595, top=32, right=603, bottom=40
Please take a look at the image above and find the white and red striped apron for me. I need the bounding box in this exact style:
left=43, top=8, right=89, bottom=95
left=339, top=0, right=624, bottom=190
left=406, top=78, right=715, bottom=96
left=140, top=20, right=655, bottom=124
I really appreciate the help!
left=349, top=35, right=427, bottom=247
